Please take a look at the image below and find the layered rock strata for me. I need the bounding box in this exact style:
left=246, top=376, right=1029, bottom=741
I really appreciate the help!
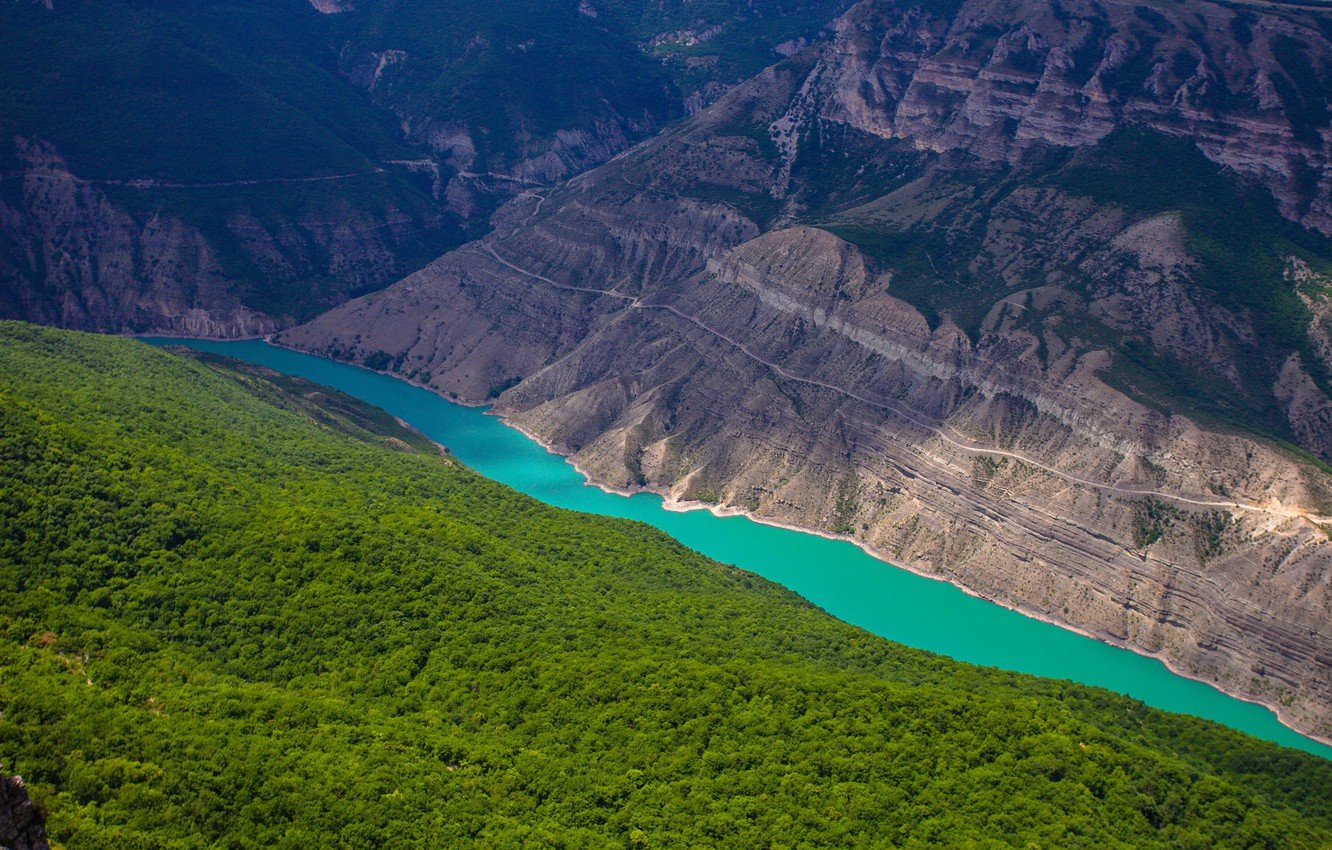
left=0, top=776, right=48, bottom=850
left=807, top=0, right=1332, bottom=233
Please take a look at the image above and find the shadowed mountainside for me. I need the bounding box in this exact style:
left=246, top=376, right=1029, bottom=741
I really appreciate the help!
left=0, top=0, right=853, bottom=334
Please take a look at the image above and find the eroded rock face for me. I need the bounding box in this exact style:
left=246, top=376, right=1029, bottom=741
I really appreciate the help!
left=282, top=0, right=1332, bottom=741
left=807, top=0, right=1332, bottom=233
left=0, top=776, right=49, bottom=850
left=0, top=139, right=448, bottom=336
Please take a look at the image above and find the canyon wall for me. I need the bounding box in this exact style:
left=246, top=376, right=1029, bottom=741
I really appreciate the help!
left=0, top=139, right=451, bottom=335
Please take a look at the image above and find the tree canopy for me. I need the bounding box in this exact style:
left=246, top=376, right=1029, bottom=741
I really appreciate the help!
left=1, top=321, right=1329, bottom=848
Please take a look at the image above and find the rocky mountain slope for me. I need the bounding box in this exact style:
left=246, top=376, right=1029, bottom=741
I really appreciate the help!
left=283, top=0, right=1332, bottom=741
left=0, top=135, right=454, bottom=337
left=0, top=0, right=464, bottom=335
left=0, top=0, right=856, bottom=335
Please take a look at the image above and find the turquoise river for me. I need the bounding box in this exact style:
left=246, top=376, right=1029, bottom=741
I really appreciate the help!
left=148, top=337, right=1332, bottom=759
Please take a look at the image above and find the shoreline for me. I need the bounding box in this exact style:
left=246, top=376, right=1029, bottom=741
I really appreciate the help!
left=493, top=412, right=1332, bottom=750
left=137, top=330, right=1332, bottom=751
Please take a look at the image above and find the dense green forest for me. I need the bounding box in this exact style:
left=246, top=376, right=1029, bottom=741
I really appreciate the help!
left=1, top=321, right=1330, bottom=848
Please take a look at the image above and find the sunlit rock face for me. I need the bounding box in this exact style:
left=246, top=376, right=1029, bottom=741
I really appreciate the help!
left=809, top=0, right=1332, bottom=235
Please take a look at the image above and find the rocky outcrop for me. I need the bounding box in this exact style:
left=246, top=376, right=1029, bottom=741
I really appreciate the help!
left=793, top=0, right=1332, bottom=233
left=282, top=4, right=1332, bottom=743
left=0, top=775, right=48, bottom=850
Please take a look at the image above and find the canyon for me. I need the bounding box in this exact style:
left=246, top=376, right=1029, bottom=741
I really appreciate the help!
left=7, top=0, right=1332, bottom=844
left=281, top=0, right=1332, bottom=740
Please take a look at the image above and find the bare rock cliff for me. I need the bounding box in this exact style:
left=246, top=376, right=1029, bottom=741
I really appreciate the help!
left=804, top=0, right=1332, bottom=232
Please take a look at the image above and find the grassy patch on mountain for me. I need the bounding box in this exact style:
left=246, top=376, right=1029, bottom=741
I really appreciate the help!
left=681, top=181, right=785, bottom=228
left=599, top=0, right=854, bottom=86
left=788, top=119, right=928, bottom=217
left=1, top=322, right=1331, bottom=847
left=818, top=158, right=1039, bottom=333
left=1053, top=314, right=1288, bottom=439
left=819, top=221, right=993, bottom=330
left=1050, top=127, right=1332, bottom=392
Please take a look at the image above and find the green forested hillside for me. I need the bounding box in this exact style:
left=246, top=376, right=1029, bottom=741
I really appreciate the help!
left=336, top=0, right=681, bottom=174
left=0, top=321, right=1329, bottom=848
left=0, top=1, right=406, bottom=183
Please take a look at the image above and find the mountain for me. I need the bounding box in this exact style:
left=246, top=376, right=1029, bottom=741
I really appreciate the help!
left=281, top=0, right=1332, bottom=741
left=0, top=0, right=856, bottom=335
left=2, top=321, right=1332, bottom=846
left=327, top=0, right=865, bottom=217
left=318, top=0, right=681, bottom=221
left=0, top=0, right=462, bottom=336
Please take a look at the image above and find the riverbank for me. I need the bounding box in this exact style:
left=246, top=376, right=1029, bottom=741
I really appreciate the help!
left=495, top=410, right=1332, bottom=750
left=140, top=334, right=1332, bottom=757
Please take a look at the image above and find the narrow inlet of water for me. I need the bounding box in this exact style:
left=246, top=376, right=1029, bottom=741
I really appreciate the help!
left=145, top=337, right=1332, bottom=759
